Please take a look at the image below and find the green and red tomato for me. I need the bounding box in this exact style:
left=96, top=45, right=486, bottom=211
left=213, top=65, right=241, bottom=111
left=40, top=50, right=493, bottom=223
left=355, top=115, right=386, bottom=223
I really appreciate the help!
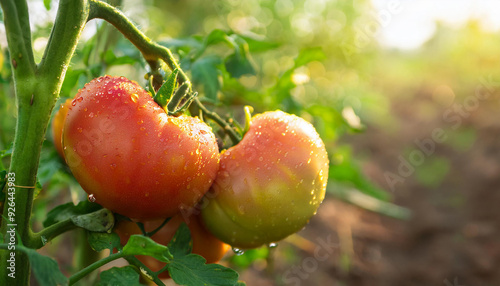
left=201, top=111, right=329, bottom=249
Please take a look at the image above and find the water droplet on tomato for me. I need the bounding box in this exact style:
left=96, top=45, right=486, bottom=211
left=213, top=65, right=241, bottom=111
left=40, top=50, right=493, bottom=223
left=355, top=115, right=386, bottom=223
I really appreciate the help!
left=77, top=127, right=82, bottom=133
left=88, top=194, right=96, bottom=202
left=140, top=127, right=145, bottom=131
left=71, top=100, right=77, bottom=106
left=89, top=112, right=94, bottom=118
left=307, top=158, right=312, bottom=164
left=232, top=247, right=245, bottom=255
left=83, top=107, right=87, bottom=111
left=77, top=96, right=83, bottom=102
left=130, top=93, right=139, bottom=103
left=110, top=163, right=117, bottom=169
left=137, top=120, right=143, bottom=125
left=259, top=157, right=263, bottom=161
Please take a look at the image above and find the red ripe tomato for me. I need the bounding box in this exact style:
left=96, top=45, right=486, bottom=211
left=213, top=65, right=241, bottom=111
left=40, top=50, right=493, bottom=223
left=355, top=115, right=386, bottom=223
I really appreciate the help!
left=114, top=214, right=230, bottom=278
left=63, top=76, right=219, bottom=219
left=51, top=98, right=73, bottom=159
left=201, top=111, right=329, bottom=249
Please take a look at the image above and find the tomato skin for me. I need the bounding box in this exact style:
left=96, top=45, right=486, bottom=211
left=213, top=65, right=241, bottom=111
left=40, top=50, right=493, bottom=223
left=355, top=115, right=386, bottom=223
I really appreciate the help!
left=51, top=98, right=73, bottom=159
left=63, top=76, right=219, bottom=219
left=114, top=214, right=230, bottom=278
left=201, top=111, right=329, bottom=249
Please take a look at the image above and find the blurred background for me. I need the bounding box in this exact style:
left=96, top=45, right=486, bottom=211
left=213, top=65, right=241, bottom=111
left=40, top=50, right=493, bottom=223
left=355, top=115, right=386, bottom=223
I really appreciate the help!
left=2, top=0, right=500, bottom=285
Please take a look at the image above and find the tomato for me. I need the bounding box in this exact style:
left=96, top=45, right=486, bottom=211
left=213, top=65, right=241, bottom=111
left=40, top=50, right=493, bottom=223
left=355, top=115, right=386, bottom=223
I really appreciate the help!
left=63, top=76, right=219, bottom=219
left=114, top=214, right=230, bottom=278
left=201, top=111, right=329, bottom=249
left=51, top=98, right=73, bottom=159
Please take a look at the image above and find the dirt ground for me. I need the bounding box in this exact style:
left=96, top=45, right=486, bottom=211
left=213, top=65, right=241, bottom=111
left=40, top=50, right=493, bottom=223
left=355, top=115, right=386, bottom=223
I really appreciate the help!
left=239, top=90, right=500, bottom=286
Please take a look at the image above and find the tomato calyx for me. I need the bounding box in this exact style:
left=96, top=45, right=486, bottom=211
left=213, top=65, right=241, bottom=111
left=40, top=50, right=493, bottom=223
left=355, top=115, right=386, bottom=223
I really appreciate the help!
left=151, top=69, right=196, bottom=116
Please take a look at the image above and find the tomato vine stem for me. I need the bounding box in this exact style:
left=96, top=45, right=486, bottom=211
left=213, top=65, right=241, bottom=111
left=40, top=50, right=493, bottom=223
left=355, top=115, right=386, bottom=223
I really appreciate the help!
left=87, top=0, right=242, bottom=145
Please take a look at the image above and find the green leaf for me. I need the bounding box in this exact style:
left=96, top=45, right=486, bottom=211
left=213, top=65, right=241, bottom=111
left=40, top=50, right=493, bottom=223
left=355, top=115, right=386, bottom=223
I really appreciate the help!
left=71, top=209, right=115, bottom=232
left=222, top=35, right=256, bottom=78
left=43, top=200, right=102, bottom=228
left=328, top=146, right=390, bottom=201
left=37, top=142, right=64, bottom=185
left=191, top=56, right=222, bottom=101
left=154, top=68, right=179, bottom=109
left=0, top=144, right=13, bottom=158
left=97, top=266, right=143, bottom=286
left=43, top=0, right=51, bottom=10
left=88, top=231, right=121, bottom=252
left=168, top=254, right=239, bottom=286
left=60, top=68, right=86, bottom=98
left=293, top=47, right=326, bottom=68
left=122, top=235, right=172, bottom=262
left=102, top=49, right=138, bottom=66
left=20, top=245, right=68, bottom=286
left=239, top=35, right=280, bottom=53
left=167, top=223, right=192, bottom=258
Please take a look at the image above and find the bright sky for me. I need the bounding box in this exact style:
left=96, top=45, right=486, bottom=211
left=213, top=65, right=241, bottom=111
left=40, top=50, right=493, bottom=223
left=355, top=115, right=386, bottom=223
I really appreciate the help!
left=371, top=0, right=500, bottom=50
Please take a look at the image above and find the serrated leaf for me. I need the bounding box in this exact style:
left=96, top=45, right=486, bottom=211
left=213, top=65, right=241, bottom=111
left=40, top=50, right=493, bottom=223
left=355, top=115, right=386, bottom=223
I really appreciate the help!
left=293, top=47, right=326, bottom=68
left=88, top=231, right=121, bottom=252
left=191, top=56, right=222, bottom=101
left=71, top=209, right=115, bottom=232
left=122, top=235, right=172, bottom=262
left=43, top=200, right=102, bottom=228
left=97, top=266, right=143, bottom=286
left=204, top=29, right=231, bottom=48
left=19, top=245, right=68, bottom=286
left=168, top=254, right=239, bottom=286
left=167, top=223, right=192, bottom=258
left=154, top=68, right=179, bottom=109
left=43, top=0, right=51, bottom=10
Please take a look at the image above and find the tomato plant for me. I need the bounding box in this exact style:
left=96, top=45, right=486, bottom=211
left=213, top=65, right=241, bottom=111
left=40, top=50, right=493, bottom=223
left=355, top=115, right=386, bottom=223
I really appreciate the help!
left=63, top=76, right=219, bottom=219
left=201, top=111, right=329, bottom=248
left=114, top=214, right=230, bottom=278
left=0, top=0, right=400, bottom=285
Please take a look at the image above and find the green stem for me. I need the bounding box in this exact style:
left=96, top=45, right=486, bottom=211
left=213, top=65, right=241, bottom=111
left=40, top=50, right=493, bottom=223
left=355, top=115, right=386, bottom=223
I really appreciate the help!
left=124, top=256, right=166, bottom=286
left=194, top=98, right=241, bottom=144
left=28, top=218, right=77, bottom=249
left=88, top=0, right=190, bottom=87
left=69, top=252, right=125, bottom=285
left=87, top=0, right=242, bottom=144
left=0, top=0, right=89, bottom=284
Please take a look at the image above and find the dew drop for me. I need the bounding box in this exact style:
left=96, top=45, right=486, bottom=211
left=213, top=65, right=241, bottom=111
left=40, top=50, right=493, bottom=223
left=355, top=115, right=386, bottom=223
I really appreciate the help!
left=41, top=236, right=48, bottom=246
left=71, top=100, right=77, bottom=106
left=110, top=163, right=117, bottom=169
left=77, top=96, right=83, bottom=102
left=88, top=194, right=96, bottom=202
left=130, top=93, right=139, bottom=103
left=232, top=247, right=245, bottom=256
left=77, top=127, right=83, bottom=133
left=268, top=242, right=278, bottom=248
